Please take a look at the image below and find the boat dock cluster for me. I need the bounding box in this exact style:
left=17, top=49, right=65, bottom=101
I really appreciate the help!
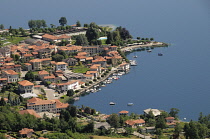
left=84, top=71, right=127, bottom=94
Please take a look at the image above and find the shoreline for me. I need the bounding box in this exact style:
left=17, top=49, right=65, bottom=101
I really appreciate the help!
left=121, top=42, right=169, bottom=52
left=68, top=41, right=168, bottom=103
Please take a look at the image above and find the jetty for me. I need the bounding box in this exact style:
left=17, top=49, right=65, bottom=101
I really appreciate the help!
left=121, top=42, right=168, bottom=52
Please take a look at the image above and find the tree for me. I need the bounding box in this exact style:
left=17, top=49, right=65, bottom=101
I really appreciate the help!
left=108, top=113, right=119, bottom=128
left=155, top=116, right=167, bottom=129
left=86, top=27, right=99, bottom=45
left=0, top=24, right=4, bottom=30
left=169, top=108, right=180, bottom=119
left=59, top=17, right=67, bottom=26
left=150, top=38, right=154, bottom=41
left=25, top=70, right=35, bottom=81
left=76, top=21, right=81, bottom=27
left=52, top=54, right=64, bottom=62
left=174, top=123, right=182, bottom=137
left=67, top=89, right=74, bottom=97
left=116, top=26, right=131, bottom=40
left=156, top=128, right=163, bottom=136
left=125, top=127, right=133, bottom=135
left=0, top=98, right=6, bottom=106
left=137, top=37, right=140, bottom=40
left=67, top=105, right=77, bottom=117
left=83, top=121, right=94, bottom=133
left=74, top=34, right=89, bottom=46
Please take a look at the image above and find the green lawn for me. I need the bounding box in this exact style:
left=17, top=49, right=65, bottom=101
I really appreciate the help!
left=0, top=36, right=27, bottom=47
left=101, top=39, right=107, bottom=45
left=73, top=65, right=89, bottom=73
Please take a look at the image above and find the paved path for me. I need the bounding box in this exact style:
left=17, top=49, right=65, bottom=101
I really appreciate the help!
left=133, top=131, right=151, bottom=139
left=121, top=42, right=166, bottom=52
left=73, top=67, right=119, bottom=98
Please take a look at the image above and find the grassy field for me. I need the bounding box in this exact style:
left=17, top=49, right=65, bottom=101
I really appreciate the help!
left=73, top=65, right=89, bottom=73
left=0, top=36, right=27, bottom=47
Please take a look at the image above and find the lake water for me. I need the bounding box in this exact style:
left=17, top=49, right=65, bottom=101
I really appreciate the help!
left=1, top=0, right=210, bottom=120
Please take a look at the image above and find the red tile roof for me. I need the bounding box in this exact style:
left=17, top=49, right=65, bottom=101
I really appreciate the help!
left=19, top=109, right=41, bottom=118
left=119, top=110, right=129, bottom=114
left=38, top=70, right=49, bottom=75
left=19, top=128, right=34, bottom=135
left=18, top=80, right=34, bottom=86
left=3, top=70, right=18, bottom=75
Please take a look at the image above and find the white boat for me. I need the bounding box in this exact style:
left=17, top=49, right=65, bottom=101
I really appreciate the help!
left=133, top=55, right=137, bottom=58
left=130, top=60, right=137, bottom=66
left=147, top=50, right=152, bottom=52
left=109, top=102, right=116, bottom=105
left=127, top=103, right=134, bottom=106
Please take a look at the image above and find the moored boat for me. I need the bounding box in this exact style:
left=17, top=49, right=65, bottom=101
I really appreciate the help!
left=127, top=103, right=134, bottom=106
left=109, top=102, right=116, bottom=105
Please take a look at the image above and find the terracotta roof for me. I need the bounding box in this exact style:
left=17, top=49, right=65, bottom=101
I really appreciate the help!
left=43, top=75, right=55, bottom=79
left=77, top=52, right=87, bottom=56
left=42, top=34, right=58, bottom=40
left=110, top=45, right=117, bottom=47
left=0, top=78, right=7, bottom=81
left=18, top=80, right=34, bottom=86
left=24, top=54, right=33, bottom=57
left=57, top=80, right=78, bottom=86
left=86, top=71, right=98, bottom=74
left=55, top=62, right=67, bottom=65
left=92, top=56, right=107, bottom=62
left=24, top=63, right=31, bottom=66
left=38, top=70, right=49, bottom=75
left=19, top=109, right=41, bottom=118
left=78, top=81, right=85, bottom=85
left=4, top=63, right=15, bottom=66
left=119, top=110, right=129, bottom=114
left=125, top=119, right=145, bottom=126
left=86, top=57, right=93, bottom=60
left=32, top=52, right=38, bottom=55
left=27, top=97, right=42, bottom=103
left=19, top=128, right=34, bottom=135
left=84, top=74, right=94, bottom=77
left=28, top=99, right=56, bottom=106
left=3, top=70, right=18, bottom=75
left=54, top=99, right=69, bottom=108
left=34, top=85, right=41, bottom=88
left=165, top=117, right=175, bottom=120
left=29, top=59, right=42, bottom=63
left=74, top=55, right=87, bottom=59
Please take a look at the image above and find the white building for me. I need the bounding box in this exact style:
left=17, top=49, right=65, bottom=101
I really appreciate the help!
left=2, top=70, right=19, bottom=83
left=18, top=80, right=34, bottom=94
left=55, top=62, right=67, bottom=71
left=27, top=97, right=69, bottom=113
left=144, top=108, right=161, bottom=117
left=56, top=80, right=79, bottom=92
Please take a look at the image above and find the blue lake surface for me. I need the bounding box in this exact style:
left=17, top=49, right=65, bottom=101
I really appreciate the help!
left=0, top=0, right=210, bottom=120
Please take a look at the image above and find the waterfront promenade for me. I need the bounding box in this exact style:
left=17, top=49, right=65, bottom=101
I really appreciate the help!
left=121, top=42, right=167, bottom=52
left=73, top=66, right=119, bottom=98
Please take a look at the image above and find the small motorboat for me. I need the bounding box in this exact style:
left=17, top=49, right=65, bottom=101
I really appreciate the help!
left=109, top=102, right=116, bottom=105
left=133, top=55, right=137, bottom=58
left=147, top=50, right=152, bottom=52
left=158, top=53, right=163, bottom=56
left=127, top=103, right=134, bottom=106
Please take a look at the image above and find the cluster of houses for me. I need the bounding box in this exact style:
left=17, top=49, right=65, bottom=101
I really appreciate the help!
left=0, top=31, right=130, bottom=94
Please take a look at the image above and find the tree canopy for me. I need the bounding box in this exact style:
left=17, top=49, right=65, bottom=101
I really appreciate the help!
left=28, top=20, right=47, bottom=28
left=59, top=17, right=67, bottom=26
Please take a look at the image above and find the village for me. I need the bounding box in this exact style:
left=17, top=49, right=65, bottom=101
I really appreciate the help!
left=0, top=23, right=187, bottom=139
